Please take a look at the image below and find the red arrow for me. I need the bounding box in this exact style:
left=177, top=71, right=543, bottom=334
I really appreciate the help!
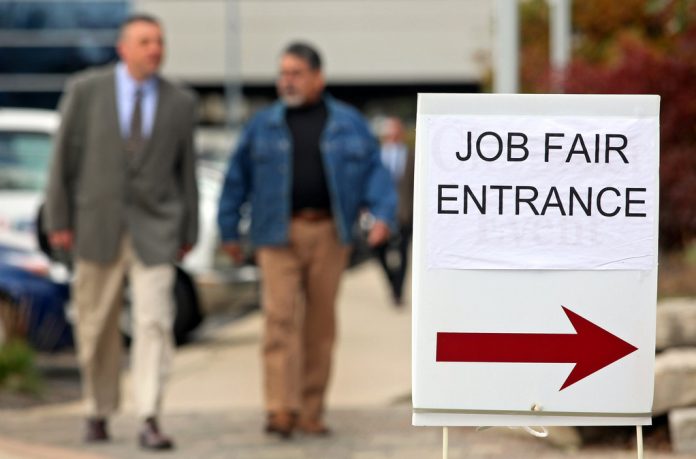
left=436, top=306, right=638, bottom=390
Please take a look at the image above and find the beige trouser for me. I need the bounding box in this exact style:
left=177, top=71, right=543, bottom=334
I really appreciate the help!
left=73, top=235, right=175, bottom=419
left=257, top=219, right=350, bottom=423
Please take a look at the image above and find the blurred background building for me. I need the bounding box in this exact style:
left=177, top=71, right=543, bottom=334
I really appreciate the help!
left=0, top=0, right=492, bottom=121
left=0, top=1, right=127, bottom=108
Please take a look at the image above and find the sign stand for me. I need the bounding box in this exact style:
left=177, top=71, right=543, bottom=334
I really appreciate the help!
left=442, top=427, right=448, bottom=459
left=636, top=426, right=644, bottom=459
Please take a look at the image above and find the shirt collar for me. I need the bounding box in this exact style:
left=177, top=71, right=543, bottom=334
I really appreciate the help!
left=116, top=61, right=158, bottom=96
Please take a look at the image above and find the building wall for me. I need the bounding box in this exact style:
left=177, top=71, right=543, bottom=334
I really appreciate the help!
left=0, top=0, right=492, bottom=109
left=134, top=0, right=492, bottom=86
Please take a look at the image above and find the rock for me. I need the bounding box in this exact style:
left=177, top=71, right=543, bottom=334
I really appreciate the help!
left=656, top=298, right=696, bottom=350
left=546, top=426, right=582, bottom=450
left=653, top=349, right=696, bottom=415
left=669, top=407, right=696, bottom=454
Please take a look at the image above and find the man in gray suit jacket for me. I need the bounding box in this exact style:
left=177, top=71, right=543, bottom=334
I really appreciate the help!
left=44, top=14, right=198, bottom=450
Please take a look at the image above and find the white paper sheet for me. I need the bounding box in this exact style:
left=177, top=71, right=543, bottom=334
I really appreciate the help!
left=425, top=114, right=658, bottom=270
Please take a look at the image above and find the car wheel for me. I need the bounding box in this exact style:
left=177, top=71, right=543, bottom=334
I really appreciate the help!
left=172, top=266, right=203, bottom=345
left=120, top=267, right=203, bottom=346
left=35, top=203, right=51, bottom=258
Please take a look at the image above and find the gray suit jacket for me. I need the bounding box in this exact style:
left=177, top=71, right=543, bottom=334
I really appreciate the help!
left=44, top=65, right=198, bottom=265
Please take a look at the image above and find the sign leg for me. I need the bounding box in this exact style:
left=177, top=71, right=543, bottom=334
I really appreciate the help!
left=636, top=425, right=644, bottom=459
left=442, top=426, right=449, bottom=459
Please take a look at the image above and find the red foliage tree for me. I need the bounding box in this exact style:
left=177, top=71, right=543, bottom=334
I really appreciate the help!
left=521, top=0, right=696, bottom=248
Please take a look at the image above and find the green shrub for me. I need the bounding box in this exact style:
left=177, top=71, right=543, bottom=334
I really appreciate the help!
left=0, top=340, right=42, bottom=395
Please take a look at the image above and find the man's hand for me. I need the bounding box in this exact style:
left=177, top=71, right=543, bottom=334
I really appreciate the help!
left=222, top=242, right=245, bottom=264
left=49, top=230, right=74, bottom=251
left=367, top=221, right=390, bottom=247
left=177, top=244, right=194, bottom=262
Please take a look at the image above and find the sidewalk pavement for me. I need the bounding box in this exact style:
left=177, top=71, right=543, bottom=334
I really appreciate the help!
left=0, top=262, right=688, bottom=458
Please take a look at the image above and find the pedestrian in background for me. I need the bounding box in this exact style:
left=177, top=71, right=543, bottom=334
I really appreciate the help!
left=44, top=14, right=198, bottom=450
left=374, top=117, right=414, bottom=306
left=217, top=42, right=396, bottom=438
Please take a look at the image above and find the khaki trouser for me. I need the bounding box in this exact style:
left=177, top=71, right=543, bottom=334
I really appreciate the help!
left=73, top=235, right=175, bottom=419
left=257, top=219, right=350, bottom=423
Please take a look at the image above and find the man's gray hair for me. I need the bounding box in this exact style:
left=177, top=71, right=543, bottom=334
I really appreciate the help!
left=118, top=13, right=160, bottom=40
left=283, top=42, right=322, bottom=71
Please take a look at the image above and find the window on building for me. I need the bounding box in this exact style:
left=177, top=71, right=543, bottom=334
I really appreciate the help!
left=0, top=1, right=128, bottom=108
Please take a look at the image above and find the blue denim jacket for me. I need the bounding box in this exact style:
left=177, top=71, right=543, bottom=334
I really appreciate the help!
left=217, top=95, right=397, bottom=246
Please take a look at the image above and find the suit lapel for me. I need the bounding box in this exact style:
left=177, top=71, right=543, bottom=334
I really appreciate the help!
left=103, top=69, right=128, bottom=157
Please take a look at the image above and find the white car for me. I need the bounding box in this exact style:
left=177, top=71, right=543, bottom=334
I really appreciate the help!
left=0, top=109, right=59, bottom=267
left=0, top=108, right=258, bottom=349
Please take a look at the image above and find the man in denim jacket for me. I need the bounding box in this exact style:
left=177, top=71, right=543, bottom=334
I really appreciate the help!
left=218, top=42, right=396, bottom=438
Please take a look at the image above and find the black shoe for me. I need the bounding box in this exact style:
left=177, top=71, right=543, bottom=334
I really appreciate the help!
left=85, top=417, right=109, bottom=443
left=139, top=418, right=174, bottom=450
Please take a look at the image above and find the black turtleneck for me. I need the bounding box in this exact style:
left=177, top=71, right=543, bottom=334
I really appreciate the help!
left=286, top=99, right=331, bottom=212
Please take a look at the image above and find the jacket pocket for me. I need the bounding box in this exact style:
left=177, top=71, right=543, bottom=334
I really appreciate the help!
left=251, top=138, right=287, bottom=162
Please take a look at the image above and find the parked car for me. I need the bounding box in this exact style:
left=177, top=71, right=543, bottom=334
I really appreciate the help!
left=0, top=108, right=260, bottom=351
left=0, top=109, right=73, bottom=351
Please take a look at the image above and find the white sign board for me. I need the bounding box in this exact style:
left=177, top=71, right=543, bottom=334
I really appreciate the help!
left=412, top=94, right=660, bottom=427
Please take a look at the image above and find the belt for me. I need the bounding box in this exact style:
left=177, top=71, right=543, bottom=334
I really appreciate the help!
left=292, top=208, right=332, bottom=222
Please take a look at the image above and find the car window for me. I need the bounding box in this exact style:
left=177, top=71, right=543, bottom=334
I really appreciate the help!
left=0, top=131, right=52, bottom=191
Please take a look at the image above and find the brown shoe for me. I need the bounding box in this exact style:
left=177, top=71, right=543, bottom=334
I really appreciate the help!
left=297, top=419, right=332, bottom=437
left=85, top=418, right=109, bottom=443
left=265, top=411, right=295, bottom=439
left=138, top=418, right=174, bottom=450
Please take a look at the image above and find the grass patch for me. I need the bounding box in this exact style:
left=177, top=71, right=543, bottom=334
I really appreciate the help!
left=0, top=340, right=42, bottom=396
